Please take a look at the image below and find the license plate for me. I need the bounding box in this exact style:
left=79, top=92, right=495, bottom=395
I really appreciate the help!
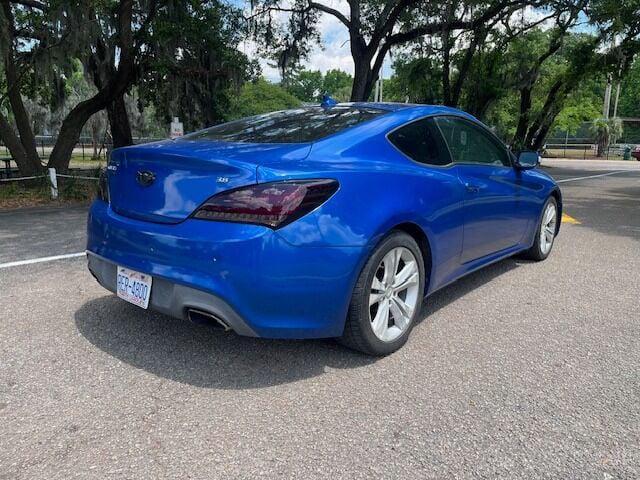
left=116, top=266, right=152, bottom=309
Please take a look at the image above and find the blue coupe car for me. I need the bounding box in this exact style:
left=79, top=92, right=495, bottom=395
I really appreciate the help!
left=87, top=103, right=561, bottom=355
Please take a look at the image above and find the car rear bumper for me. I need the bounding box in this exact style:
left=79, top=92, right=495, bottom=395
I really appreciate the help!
left=86, top=200, right=367, bottom=339
left=87, top=252, right=258, bottom=336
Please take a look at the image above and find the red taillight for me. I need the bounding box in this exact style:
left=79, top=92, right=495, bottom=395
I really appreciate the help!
left=193, top=179, right=339, bottom=228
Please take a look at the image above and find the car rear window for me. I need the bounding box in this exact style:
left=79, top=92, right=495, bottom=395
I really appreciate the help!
left=180, top=106, right=385, bottom=144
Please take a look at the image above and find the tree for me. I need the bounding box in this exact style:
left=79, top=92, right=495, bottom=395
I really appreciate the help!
left=551, top=77, right=602, bottom=135
left=284, top=67, right=353, bottom=102
left=0, top=0, right=159, bottom=174
left=516, top=18, right=640, bottom=151
left=591, top=118, right=623, bottom=157
left=590, top=117, right=623, bottom=156
left=227, top=78, right=301, bottom=119
left=283, top=66, right=354, bottom=103
left=250, top=0, right=534, bottom=102
left=352, top=1, right=573, bottom=113
left=460, top=46, right=512, bottom=119
left=285, top=68, right=324, bottom=102
left=139, top=0, right=253, bottom=133
left=388, top=56, right=443, bottom=104
left=322, top=69, right=352, bottom=100
left=1, top=0, right=255, bottom=173
left=64, top=59, right=109, bottom=158
left=617, top=58, right=640, bottom=117
left=0, top=1, right=43, bottom=175
left=483, top=32, right=618, bottom=149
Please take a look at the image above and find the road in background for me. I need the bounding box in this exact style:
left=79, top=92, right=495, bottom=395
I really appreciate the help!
left=541, top=159, right=640, bottom=239
left=541, top=158, right=640, bottom=172
left=0, top=160, right=639, bottom=478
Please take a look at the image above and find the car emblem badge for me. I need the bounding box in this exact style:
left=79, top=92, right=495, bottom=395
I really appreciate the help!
left=136, top=170, right=156, bottom=187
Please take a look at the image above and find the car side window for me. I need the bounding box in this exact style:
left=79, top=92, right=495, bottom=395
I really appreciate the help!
left=388, top=118, right=452, bottom=166
left=435, top=116, right=510, bottom=167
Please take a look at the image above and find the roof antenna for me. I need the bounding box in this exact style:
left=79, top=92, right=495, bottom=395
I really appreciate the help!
left=320, top=94, right=338, bottom=109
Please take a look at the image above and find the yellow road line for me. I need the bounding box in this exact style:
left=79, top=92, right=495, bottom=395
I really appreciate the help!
left=562, top=213, right=581, bottom=225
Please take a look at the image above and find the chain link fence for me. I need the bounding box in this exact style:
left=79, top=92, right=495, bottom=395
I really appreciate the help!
left=542, top=140, right=637, bottom=160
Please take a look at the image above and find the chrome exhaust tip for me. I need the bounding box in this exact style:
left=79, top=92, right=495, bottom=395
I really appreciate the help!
left=187, top=308, right=232, bottom=332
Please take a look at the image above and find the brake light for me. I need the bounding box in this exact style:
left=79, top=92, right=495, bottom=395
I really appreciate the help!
left=193, top=179, right=339, bottom=228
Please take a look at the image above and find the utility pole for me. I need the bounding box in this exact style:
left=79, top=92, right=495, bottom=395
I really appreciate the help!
left=603, top=74, right=612, bottom=118
left=373, top=73, right=384, bottom=102
left=613, top=81, right=621, bottom=118
left=375, top=51, right=386, bottom=102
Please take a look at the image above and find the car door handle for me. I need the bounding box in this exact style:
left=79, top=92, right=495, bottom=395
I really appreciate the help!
left=464, top=183, right=481, bottom=193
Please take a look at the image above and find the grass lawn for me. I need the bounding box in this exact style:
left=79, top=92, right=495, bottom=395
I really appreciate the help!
left=68, top=154, right=106, bottom=169
left=0, top=177, right=97, bottom=210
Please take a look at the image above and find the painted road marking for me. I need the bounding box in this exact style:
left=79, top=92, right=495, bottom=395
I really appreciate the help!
left=556, top=170, right=632, bottom=183
left=0, top=252, right=86, bottom=270
left=562, top=213, right=581, bottom=225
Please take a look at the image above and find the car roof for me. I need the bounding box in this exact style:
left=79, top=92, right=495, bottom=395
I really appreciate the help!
left=304, top=102, right=485, bottom=148
left=343, top=102, right=480, bottom=126
left=347, top=102, right=471, bottom=117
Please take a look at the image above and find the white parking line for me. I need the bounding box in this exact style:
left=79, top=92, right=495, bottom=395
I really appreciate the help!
left=0, top=252, right=86, bottom=270
left=556, top=170, right=633, bottom=183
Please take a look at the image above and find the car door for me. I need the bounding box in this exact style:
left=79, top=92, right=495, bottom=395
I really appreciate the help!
left=434, top=116, right=529, bottom=263
left=387, top=117, right=465, bottom=289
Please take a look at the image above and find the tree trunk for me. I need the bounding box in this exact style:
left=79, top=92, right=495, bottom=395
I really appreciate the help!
left=512, top=86, right=533, bottom=149
left=524, top=79, right=565, bottom=150
left=47, top=105, right=94, bottom=171
left=91, top=121, right=99, bottom=159
left=442, top=30, right=452, bottom=106
left=530, top=115, right=559, bottom=151
left=47, top=0, right=137, bottom=170
left=48, top=71, right=135, bottom=170
left=0, top=112, right=41, bottom=176
left=350, top=56, right=374, bottom=101
left=107, top=95, right=133, bottom=148
left=451, top=30, right=485, bottom=107
left=474, top=97, right=496, bottom=120
left=4, top=88, right=41, bottom=172
left=0, top=2, right=42, bottom=175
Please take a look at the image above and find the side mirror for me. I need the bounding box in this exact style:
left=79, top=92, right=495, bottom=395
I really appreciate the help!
left=514, top=151, right=540, bottom=170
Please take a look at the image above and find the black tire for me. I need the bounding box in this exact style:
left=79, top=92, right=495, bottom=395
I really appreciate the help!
left=520, top=196, right=558, bottom=261
left=340, top=231, right=426, bottom=356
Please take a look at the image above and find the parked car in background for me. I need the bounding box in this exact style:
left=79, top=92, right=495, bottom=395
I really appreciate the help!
left=632, top=145, right=640, bottom=160
left=87, top=103, right=561, bottom=355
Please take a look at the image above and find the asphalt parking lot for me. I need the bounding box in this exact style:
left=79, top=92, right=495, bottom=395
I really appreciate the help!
left=1, top=159, right=639, bottom=479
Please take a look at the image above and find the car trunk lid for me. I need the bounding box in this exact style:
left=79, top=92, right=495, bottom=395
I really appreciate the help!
left=107, top=140, right=311, bottom=224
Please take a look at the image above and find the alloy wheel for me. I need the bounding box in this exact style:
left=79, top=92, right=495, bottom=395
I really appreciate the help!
left=368, top=247, right=420, bottom=342
left=540, top=202, right=557, bottom=255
